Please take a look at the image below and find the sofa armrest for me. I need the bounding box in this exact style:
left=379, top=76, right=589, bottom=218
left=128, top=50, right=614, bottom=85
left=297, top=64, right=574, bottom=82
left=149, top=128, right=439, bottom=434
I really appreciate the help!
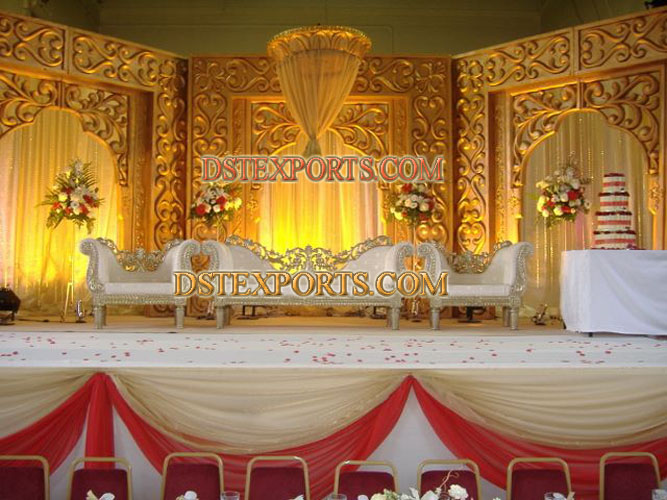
left=385, top=241, right=414, bottom=274
left=162, top=239, right=200, bottom=272
left=417, top=242, right=452, bottom=279
left=485, top=242, right=533, bottom=292
left=80, top=238, right=108, bottom=293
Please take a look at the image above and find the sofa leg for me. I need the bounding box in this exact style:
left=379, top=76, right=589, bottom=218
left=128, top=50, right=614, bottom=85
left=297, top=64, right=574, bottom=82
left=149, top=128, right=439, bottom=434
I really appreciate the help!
left=94, top=306, right=104, bottom=329
left=430, top=307, right=440, bottom=330
left=509, top=307, right=519, bottom=330
left=102, top=305, right=108, bottom=326
left=389, top=307, right=400, bottom=330
left=175, top=305, right=185, bottom=329
left=502, top=306, right=510, bottom=327
left=225, top=306, right=232, bottom=326
left=216, top=306, right=225, bottom=329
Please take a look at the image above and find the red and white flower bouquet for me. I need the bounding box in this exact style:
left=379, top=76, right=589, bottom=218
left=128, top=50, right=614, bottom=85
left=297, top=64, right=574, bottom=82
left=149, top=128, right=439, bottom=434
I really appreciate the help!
left=388, top=183, right=436, bottom=227
left=42, top=159, right=102, bottom=233
left=536, top=165, right=590, bottom=228
left=190, top=182, right=242, bottom=228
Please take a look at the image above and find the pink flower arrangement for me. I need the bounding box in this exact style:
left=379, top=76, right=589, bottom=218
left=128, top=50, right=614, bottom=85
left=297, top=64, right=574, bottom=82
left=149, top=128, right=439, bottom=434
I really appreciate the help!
left=190, top=182, right=242, bottom=227
left=41, top=159, right=102, bottom=233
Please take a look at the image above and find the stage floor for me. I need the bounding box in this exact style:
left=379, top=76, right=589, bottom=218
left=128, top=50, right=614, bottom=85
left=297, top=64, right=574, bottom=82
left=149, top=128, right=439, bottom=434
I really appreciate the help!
left=1, top=315, right=664, bottom=369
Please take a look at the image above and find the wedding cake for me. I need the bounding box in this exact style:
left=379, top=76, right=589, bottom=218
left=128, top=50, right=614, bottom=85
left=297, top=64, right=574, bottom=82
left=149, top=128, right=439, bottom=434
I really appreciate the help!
left=592, top=173, right=637, bottom=249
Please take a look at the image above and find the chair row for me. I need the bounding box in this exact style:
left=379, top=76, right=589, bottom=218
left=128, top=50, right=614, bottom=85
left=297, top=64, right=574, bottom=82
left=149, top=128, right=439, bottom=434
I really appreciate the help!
left=0, top=452, right=661, bottom=499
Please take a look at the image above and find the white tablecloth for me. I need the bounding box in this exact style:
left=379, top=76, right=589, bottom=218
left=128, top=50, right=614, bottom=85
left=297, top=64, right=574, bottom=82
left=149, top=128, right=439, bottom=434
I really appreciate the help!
left=560, top=250, right=667, bottom=335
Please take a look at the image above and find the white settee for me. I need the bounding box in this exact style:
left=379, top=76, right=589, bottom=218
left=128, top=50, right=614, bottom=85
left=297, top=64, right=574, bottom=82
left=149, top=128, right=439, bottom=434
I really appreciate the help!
left=202, top=236, right=413, bottom=330
left=80, top=238, right=199, bottom=329
left=417, top=241, right=533, bottom=330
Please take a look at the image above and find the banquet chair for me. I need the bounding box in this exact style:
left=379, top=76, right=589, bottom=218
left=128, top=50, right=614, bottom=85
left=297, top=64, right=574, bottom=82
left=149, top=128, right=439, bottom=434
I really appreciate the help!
left=507, top=457, right=571, bottom=500
left=245, top=456, right=310, bottom=500
left=599, top=452, right=660, bottom=500
left=334, top=460, right=398, bottom=498
left=68, top=457, right=131, bottom=500
left=161, top=452, right=223, bottom=500
left=417, top=459, right=481, bottom=498
left=0, top=455, right=49, bottom=500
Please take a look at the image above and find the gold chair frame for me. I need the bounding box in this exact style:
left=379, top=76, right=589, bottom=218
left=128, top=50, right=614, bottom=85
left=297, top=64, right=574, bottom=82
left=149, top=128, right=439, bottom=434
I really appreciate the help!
left=416, top=459, right=482, bottom=496
left=244, top=455, right=310, bottom=500
left=333, top=460, right=399, bottom=495
left=160, top=452, right=224, bottom=500
left=0, top=455, right=50, bottom=500
left=67, top=457, right=132, bottom=500
left=599, top=452, right=660, bottom=500
left=506, top=457, right=572, bottom=500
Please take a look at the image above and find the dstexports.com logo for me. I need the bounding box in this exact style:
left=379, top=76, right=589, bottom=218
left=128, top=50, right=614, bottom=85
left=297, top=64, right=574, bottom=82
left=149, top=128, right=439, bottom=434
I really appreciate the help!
left=174, top=271, right=448, bottom=298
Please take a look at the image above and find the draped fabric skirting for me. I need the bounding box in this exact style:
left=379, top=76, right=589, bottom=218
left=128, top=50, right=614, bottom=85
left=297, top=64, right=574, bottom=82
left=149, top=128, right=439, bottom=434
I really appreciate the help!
left=0, top=368, right=665, bottom=499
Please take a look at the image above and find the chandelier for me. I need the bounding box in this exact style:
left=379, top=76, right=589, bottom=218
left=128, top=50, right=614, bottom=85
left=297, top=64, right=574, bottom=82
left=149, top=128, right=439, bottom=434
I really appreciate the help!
left=267, top=26, right=371, bottom=156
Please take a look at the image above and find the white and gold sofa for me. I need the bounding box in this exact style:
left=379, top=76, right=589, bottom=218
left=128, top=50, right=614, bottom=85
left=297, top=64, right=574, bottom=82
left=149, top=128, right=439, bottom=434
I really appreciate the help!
left=202, top=236, right=413, bottom=330
left=417, top=241, right=533, bottom=330
left=80, top=238, right=200, bottom=329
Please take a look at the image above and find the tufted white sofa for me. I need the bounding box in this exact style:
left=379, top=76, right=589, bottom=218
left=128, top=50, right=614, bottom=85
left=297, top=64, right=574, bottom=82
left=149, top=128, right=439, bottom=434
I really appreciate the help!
left=202, top=236, right=413, bottom=330
left=80, top=238, right=200, bottom=329
left=417, top=241, right=533, bottom=330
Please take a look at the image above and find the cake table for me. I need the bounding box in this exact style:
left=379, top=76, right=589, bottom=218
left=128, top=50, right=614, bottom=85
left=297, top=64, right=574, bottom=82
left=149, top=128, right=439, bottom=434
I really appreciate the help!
left=560, top=250, right=667, bottom=335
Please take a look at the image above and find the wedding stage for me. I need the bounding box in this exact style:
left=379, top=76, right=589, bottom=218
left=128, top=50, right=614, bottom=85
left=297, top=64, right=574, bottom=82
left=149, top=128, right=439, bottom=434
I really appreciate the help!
left=0, top=316, right=665, bottom=499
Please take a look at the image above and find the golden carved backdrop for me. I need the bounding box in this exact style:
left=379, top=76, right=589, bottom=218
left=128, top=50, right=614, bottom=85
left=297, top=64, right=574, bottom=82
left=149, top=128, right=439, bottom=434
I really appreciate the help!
left=454, top=7, right=667, bottom=253
left=188, top=55, right=453, bottom=252
left=0, top=7, right=666, bottom=314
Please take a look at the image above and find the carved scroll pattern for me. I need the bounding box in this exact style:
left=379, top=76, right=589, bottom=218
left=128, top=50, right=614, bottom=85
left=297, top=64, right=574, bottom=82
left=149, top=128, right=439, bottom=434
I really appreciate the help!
left=0, top=70, right=58, bottom=137
left=511, top=84, right=578, bottom=187
left=579, top=11, right=667, bottom=69
left=582, top=72, right=661, bottom=176
left=0, top=14, right=65, bottom=70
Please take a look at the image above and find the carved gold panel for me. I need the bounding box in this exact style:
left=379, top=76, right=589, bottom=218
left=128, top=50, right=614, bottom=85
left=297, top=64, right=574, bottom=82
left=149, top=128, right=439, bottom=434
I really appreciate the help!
left=0, top=13, right=65, bottom=71
left=578, top=9, right=667, bottom=71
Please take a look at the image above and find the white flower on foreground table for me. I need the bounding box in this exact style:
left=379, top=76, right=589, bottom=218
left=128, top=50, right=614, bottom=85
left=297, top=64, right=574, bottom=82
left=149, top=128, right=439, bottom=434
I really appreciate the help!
left=86, top=492, right=115, bottom=500
left=176, top=491, right=198, bottom=500
left=289, top=496, right=304, bottom=500
left=359, top=488, right=441, bottom=500
left=447, top=484, right=468, bottom=499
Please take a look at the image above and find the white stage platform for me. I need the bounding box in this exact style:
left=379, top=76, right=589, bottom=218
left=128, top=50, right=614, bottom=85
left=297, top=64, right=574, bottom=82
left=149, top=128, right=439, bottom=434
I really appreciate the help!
left=1, top=315, right=665, bottom=369
left=1, top=315, right=665, bottom=500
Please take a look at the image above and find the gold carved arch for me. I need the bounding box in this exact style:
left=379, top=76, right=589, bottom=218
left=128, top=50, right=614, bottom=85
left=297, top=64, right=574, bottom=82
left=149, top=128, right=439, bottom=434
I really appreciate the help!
left=0, top=70, right=129, bottom=184
left=0, top=11, right=188, bottom=251
left=454, top=6, right=667, bottom=252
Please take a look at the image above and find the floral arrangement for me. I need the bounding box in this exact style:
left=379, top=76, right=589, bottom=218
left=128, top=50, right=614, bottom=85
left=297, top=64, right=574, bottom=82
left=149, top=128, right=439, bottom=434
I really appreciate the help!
left=536, top=163, right=590, bottom=227
left=190, top=182, right=242, bottom=228
left=359, top=484, right=498, bottom=500
left=86, top=492, right=114, bottom=500
left=42, top=159, right=102, bottom=233
left=388, top=183, right=436, bottom=227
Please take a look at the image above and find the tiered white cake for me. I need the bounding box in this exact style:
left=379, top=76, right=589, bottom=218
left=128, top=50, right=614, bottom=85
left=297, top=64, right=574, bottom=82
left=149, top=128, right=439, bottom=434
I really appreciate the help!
left=592, top=173, right=637, bottom=249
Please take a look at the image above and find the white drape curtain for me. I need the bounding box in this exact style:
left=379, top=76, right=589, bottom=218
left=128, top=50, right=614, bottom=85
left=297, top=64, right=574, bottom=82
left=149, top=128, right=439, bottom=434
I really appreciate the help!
left=1, top=367, right=665, bottom=451
left=0, top=108, right=120, bottom=312
left=521, top=111, right=650, bottom=313
left=276, top=49, right=361, bottom=156
left=258, top=131, right=382, bottom=253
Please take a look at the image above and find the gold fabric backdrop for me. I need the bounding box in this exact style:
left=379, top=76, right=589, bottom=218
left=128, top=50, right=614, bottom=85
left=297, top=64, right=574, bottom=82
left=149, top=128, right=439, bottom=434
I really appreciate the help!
left=0, top=109, right=120, bottom=312
left=258, top=130, right=382, bottom=253
left=522, top=111, right=650, bottom=314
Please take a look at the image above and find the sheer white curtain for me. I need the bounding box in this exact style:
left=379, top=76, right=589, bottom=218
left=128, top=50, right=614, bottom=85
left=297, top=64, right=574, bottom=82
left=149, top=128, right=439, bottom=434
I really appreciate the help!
left=521, top=111, right=650, bottom=314
left=0, top=108, right=120, bottom=312
left=258, top=130, right=382, bottom=252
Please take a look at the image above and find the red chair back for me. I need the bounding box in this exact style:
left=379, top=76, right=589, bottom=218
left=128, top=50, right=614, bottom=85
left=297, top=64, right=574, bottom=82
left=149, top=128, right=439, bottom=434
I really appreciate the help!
left=247, top=466, right=306, bottom=500
left=163, top=463, right=221, bottom=500
left=337, top=471, right=396, bottom=498
left=0, top=456, right=49, bottom=500
left=420, top=470, right=479, bottom=498
left=0, top=466, right=47, bottom=500
left=601, top=451, right=660, bottom=500
left=510, top=469, right=569, bottom=500
left=70, top=469, right=129, bottom=500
